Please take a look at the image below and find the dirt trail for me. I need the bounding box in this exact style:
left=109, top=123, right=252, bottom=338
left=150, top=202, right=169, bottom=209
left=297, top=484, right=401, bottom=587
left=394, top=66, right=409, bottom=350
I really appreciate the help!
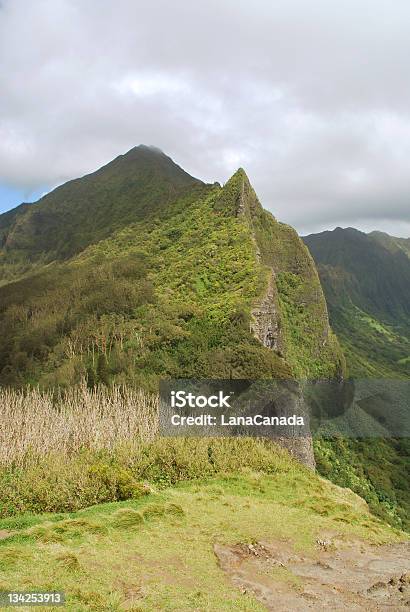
left=214, top=538, right=410, bottom=611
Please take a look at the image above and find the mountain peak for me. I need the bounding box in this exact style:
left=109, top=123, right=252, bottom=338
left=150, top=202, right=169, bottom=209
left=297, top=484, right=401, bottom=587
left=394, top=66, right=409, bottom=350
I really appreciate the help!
left=97, top=144, right=199, bottom=181
left=214, top=167, right=262, bottom=218
left=123, top=144, right=166, bottom=157
left=0, top=146, right=204, bottom=260
left=333, top=226, right=365, bottom=237
left=228, top=167, right=251, bottom=187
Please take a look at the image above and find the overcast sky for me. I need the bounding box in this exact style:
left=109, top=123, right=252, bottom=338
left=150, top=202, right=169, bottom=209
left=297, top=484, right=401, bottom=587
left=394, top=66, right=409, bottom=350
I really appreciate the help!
left=1, top=0, right=410, bottom=236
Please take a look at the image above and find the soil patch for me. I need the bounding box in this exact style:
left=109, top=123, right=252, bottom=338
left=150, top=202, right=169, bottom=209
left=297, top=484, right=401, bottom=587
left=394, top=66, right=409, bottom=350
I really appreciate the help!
left=214, top=538, right=410, bottom=610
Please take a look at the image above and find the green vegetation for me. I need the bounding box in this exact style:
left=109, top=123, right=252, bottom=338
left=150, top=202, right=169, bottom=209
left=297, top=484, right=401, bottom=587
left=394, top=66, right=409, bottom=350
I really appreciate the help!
left=214, top=169, right=345, bottom=379
left=276, top=270, right=343, bottom=377
left=303, top=227, right=410, bottom=331
left=304, top=227, right=410, bottom=532
left=309, top=267, right=410, bottom=378
left=0, top=183, right=284, bottom=387
left=315, top=437, right=410, bottom=531
left=0, top=437, right=292, bottom=517
left=0, top=147, right=408, bottom=609
left=303, top=228, right=410, bottom=376
left=303, top=227, right=410, bottom=379
left=369, top=231, right=410, bottom=259
left=0, top=438, right=403, bottom=611
left=0, top=149, right=343, bottom=387
left=0, top=146, right=201, bottom=264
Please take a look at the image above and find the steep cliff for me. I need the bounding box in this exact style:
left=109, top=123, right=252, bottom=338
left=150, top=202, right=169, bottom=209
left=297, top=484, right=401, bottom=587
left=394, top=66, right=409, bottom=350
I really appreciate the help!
left=217, top=168, right=345, bottom=381
left=213, top=170, right=345, bottom=467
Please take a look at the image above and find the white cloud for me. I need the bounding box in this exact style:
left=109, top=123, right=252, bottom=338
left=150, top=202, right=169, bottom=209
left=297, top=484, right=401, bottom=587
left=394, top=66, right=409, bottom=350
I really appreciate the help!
left=0, top=0, right=409, bottom=235
left=114, top=74, right=189, bottom=98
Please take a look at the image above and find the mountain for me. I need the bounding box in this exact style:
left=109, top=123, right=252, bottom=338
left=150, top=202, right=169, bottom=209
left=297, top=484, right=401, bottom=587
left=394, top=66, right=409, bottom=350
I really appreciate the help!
left=0, top=147, right=343, bottom=391
left=0, top=150, right=408, bottom=532
left=303, top=226, right=410, bottom=530
left=0, top=146, right=205, bottom=285
left=303, top=227, right=410, bottom=377
left=369, top=230, right=410, bottom=259
left=1, top=146, right=202, bottom=262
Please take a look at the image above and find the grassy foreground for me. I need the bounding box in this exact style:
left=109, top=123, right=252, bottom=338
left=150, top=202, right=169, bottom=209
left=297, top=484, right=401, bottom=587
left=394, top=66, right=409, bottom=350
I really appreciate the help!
left=0, top=386, right=408, bottom=609
left=0, top=439, right=406, bottom=611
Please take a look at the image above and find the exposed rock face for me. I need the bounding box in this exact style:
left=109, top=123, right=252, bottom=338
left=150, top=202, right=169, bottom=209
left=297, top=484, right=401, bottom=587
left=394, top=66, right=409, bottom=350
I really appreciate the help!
left=275, top=434, right=316, bottom=470
left=251, top=272, right=282, bottom=354
left=250, top=262, right=316, bottom=469
left=228, top=169, right=341, bottom=470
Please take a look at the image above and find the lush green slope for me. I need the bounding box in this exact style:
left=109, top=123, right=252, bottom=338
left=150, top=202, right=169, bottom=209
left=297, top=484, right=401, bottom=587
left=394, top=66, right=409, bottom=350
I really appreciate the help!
left=0, top=438, right=404, bottom=611
left=369, top=231, right=410, bottom=259
left=0, top=146, right=202, bottom=278
left=0, top=152, right=343, bottom=388
left=303, top=227, right=410, bottom=377
left=303, top=227, right=410, bottom=530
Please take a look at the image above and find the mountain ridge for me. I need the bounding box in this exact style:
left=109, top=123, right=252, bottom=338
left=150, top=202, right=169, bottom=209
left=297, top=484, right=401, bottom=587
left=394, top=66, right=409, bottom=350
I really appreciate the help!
left=0, top=145, right=204, bottom=265
left=368, top=230, right=410, bottom=259
left=303, top=225, right=410, bottom=529
left=0, top=148, right=408, bottom=529
left=303, top=226, right=410, bottom=330
left=0, top=146, right=343, bottom=411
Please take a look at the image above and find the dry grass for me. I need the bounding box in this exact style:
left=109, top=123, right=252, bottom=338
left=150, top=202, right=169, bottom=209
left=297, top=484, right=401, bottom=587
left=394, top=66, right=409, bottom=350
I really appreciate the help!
left=0, top=384, right=158, bottom=466
left=0, top=383, right=299, bottom=516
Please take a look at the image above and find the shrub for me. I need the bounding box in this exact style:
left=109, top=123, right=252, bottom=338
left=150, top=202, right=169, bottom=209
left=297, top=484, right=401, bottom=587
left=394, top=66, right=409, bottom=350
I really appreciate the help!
left=0, top=437, right=295, bottom=517
left=111, top=508, right=144, bottom=528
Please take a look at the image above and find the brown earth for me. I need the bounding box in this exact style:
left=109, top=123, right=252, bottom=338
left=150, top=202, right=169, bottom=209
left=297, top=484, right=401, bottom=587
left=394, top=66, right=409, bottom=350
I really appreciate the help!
left=214, top=538, right=410, bottom=611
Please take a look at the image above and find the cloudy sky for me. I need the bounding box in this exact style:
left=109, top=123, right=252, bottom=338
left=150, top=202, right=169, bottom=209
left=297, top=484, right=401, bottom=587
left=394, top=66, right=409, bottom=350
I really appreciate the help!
left=1, top=0, right=410, bottom=236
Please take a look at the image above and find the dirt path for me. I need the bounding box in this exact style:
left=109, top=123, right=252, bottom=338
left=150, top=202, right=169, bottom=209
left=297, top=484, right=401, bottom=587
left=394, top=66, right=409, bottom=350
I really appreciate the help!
left=214, top=538, right=410, bottom=611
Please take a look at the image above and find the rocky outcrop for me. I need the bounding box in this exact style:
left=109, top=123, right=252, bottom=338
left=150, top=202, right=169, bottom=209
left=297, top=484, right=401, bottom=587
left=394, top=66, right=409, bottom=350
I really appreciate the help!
left=276, top=434, right=316, bottom=470
left=252, top=286, right=316, bottom=468
left=231, top=170, right=324, bottom=470
left=251, top=271, right=283, bottom=355
left=251, top=276, right=316, bottom=470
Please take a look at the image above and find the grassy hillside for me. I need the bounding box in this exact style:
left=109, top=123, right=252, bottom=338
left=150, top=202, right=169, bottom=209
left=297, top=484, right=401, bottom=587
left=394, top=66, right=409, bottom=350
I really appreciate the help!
left=303, top=227, right=410, bottom=377
left=369, top=231, right=410, bottom=259
left=1, top=383, right=408, bottom=609
left=0, top=436, right=405, bottom=611
left=0, top=155, right=343, bottom=388
left=303, top=227, right=410, bottom=531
